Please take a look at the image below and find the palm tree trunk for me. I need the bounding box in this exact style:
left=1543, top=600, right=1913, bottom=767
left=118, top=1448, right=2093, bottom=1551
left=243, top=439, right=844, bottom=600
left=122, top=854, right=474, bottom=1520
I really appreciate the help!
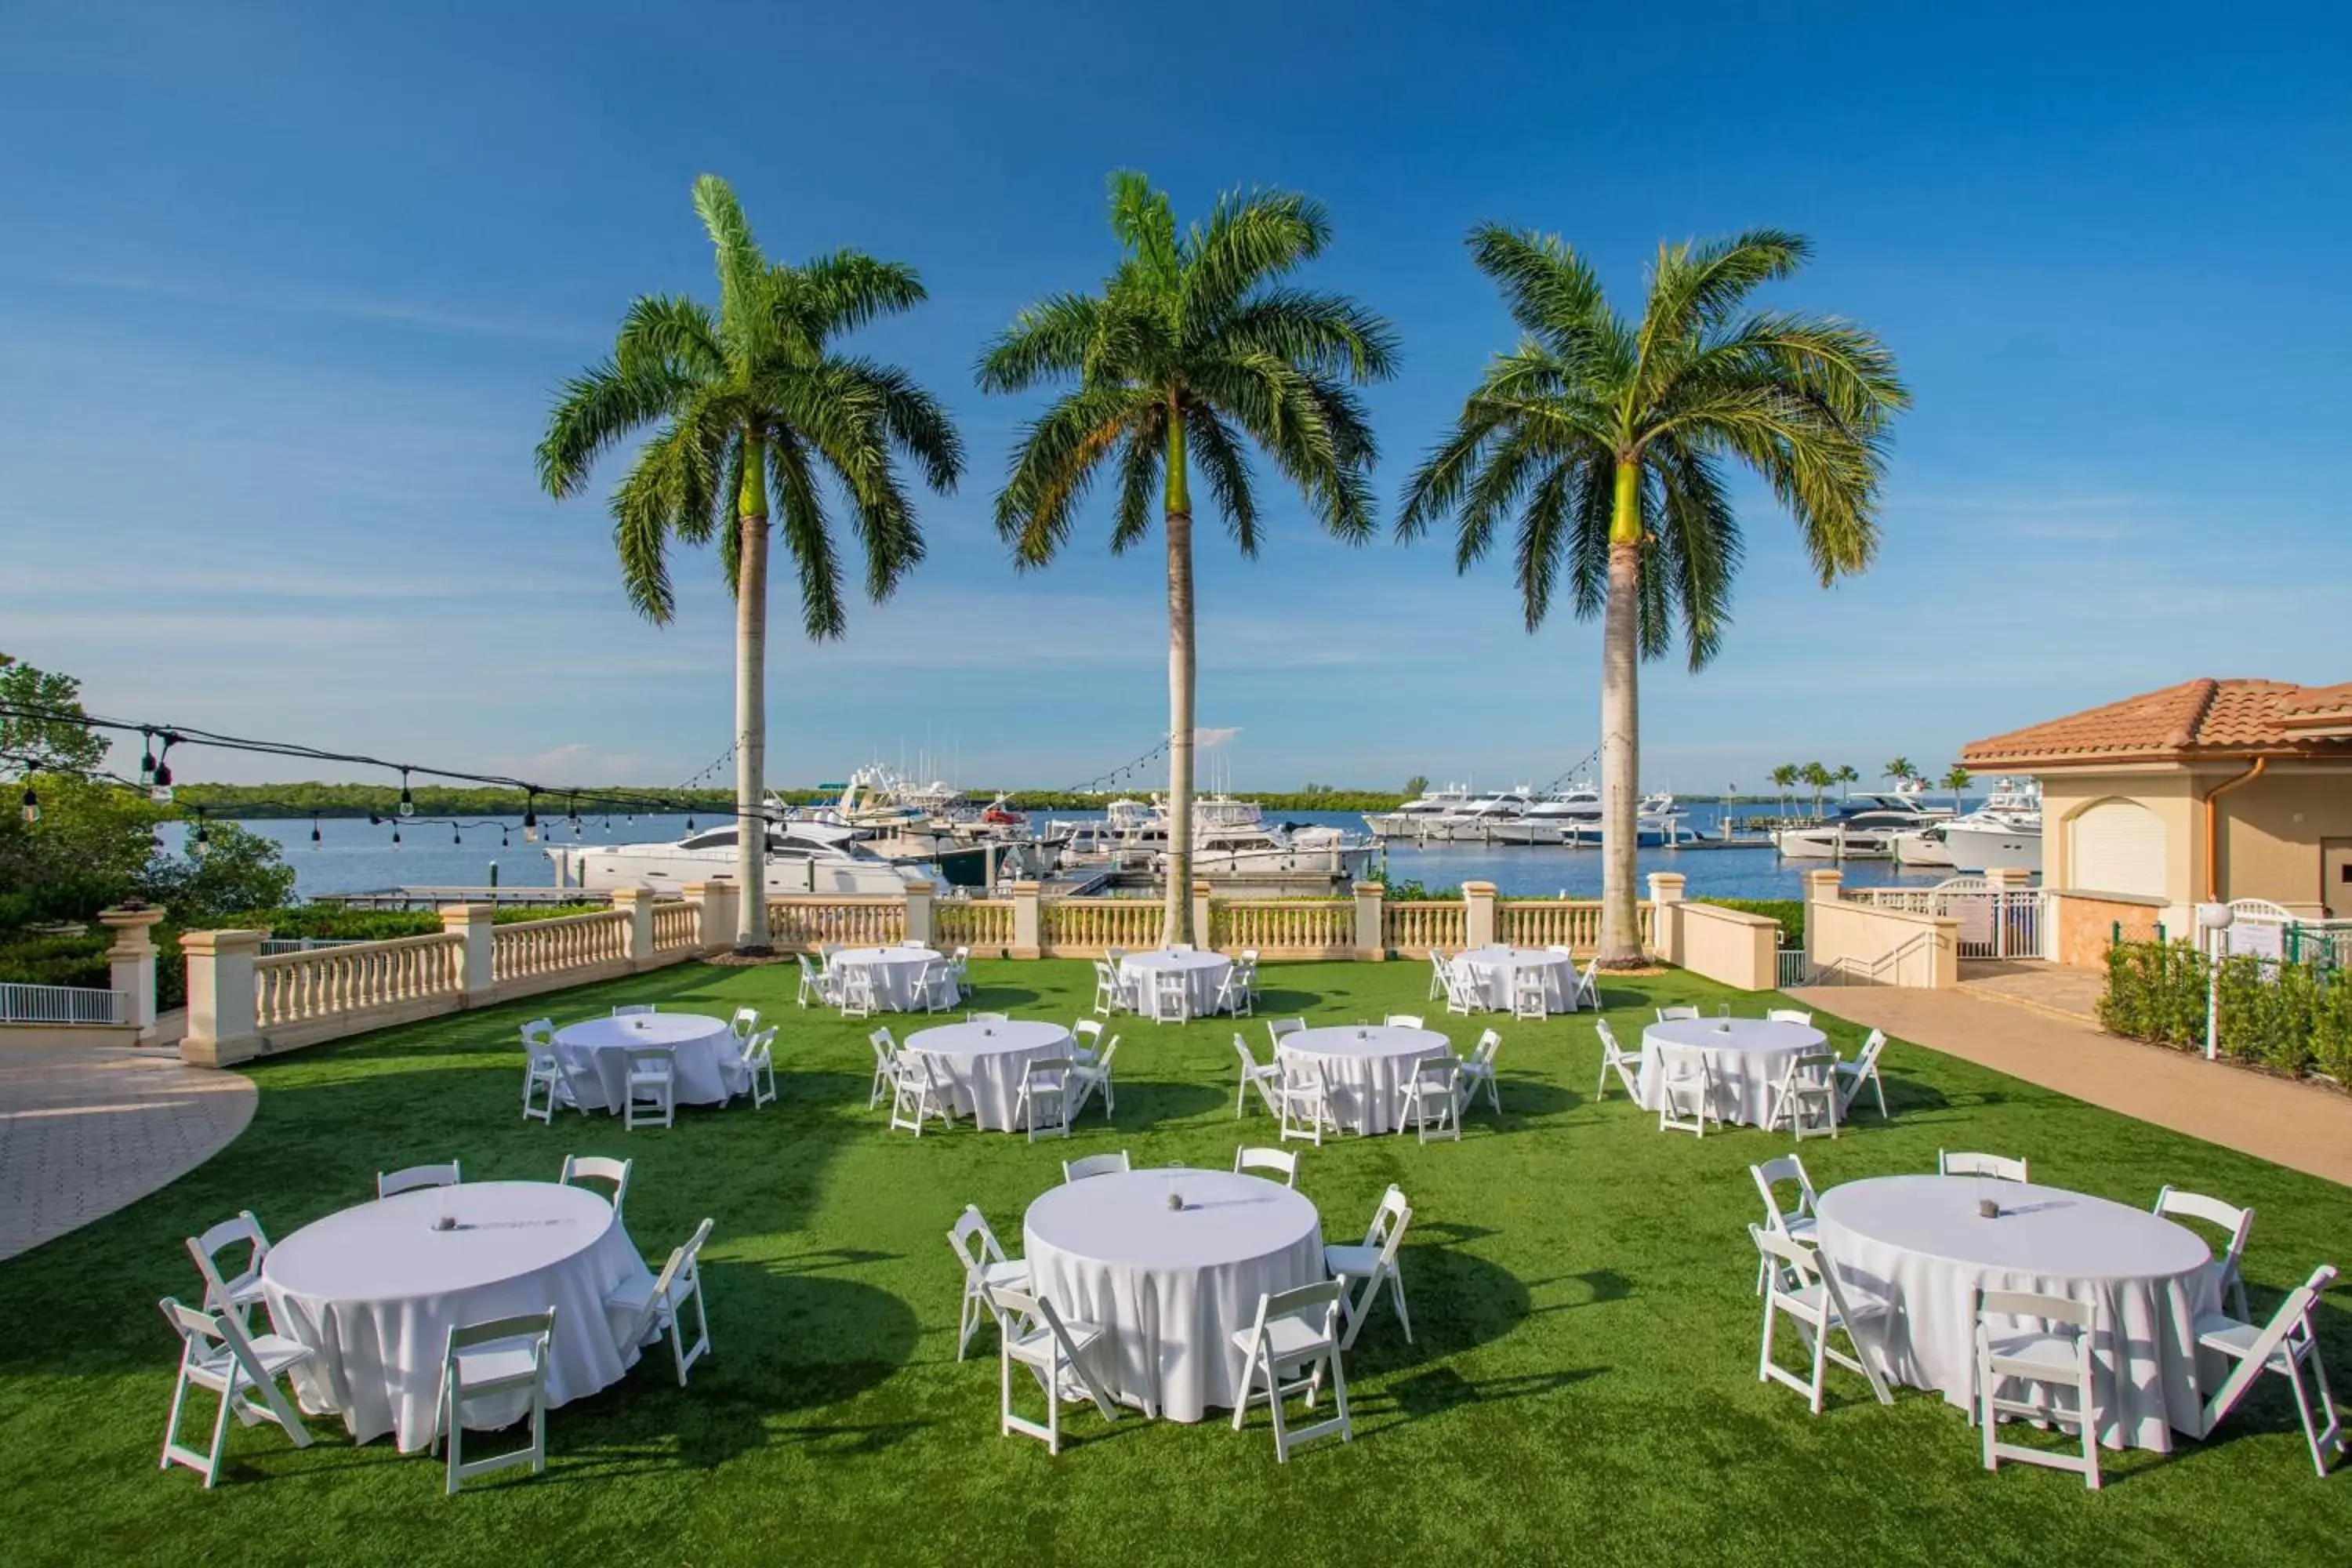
left=1163, top=407, right=1196, bottom=947
left=1597, top=458, right=1644, bottom=967
left=733, top=435, right=773, bottom=953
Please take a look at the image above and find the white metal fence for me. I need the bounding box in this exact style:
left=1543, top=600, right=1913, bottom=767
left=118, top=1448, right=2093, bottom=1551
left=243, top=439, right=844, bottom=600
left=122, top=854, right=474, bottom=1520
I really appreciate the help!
left=257, top=937, right=370, bottom=956
left=0, top=982, right=130, bottom=1025
left=1848, top=881, right=2046, bottom=960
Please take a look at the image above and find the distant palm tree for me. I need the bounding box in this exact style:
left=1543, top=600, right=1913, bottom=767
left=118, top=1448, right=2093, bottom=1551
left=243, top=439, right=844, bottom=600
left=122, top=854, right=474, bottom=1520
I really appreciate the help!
left=1768, top=762, right=1800, bottom=813
left=1940, top=764, right=1973, bottom=811
left=1834, top=764, right=1860, bottom=800
left=539, top=175, right=962, bottom=951
left=1883, top=757, right=1916, bottom=786
left=1799, top=761, right=1834, bottom=816
left=982, top=172, right=1396, bottom=944
left=1399, top=227, right=1907, bottom=964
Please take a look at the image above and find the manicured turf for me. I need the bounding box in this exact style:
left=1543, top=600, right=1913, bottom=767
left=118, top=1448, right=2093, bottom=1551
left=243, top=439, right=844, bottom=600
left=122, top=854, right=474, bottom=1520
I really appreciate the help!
left=2, top=959, right=2347, bottom=1566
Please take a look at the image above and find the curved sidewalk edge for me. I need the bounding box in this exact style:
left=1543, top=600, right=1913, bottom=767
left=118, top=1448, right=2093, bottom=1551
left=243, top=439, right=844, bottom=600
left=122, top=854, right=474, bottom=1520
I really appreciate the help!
left=1791, top=986, right=2352, bottom=1189
left=0, top=1047, right=256, bottom=1263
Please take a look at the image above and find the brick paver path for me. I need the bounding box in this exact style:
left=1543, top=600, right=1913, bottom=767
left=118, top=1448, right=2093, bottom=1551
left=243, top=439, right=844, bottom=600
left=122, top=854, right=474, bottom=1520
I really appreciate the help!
left=0, top=1048, right=254, bottom=1261
left=1791, top=985, right=2352, bottom=1188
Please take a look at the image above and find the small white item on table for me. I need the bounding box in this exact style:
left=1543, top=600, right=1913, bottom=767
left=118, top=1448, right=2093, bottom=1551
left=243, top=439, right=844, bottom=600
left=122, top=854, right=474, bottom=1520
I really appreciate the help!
left=554, top=1013, right=738, bottom=1111
left=1454, top=946, right=1573, bottom=1012
left=1637, top=1015, right=1824, bottom=1126
left=1278, top=1025, right=1452, bottom=1135
left=1024, top=1167, right=1323, bottom=1421
left=828, top=946, right=957, bottom=1012
left=1118, top=949, right=1232, bottom=1018
left=1812, top=1174, right=2217, bottom=1451
left=259, top=1181, right=655, bottom=1451
left=906, top=1019, right=1073, bottom=1131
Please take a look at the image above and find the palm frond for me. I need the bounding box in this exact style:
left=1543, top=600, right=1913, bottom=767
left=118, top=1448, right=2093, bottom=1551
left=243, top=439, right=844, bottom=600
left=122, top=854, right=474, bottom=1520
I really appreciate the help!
left=1465, top=225, right=1628, bottom=381
left=768, top=429, right=848, bottom=640
left=1180, top=189, right=1330, bottom=328
left=1181, top=404, right=1261, bottom=554
left=691, top=174, right=769, bottom=354
left=536, top=359, right=693, bottom=499
left=1110, top=412, right=1167, bottom=554
left=993, top=385, right=1144, bottom=567
left=976, top=293, right=1102, bottom=393
left=1221, top=287, right=1399, bottom=382
left=1649, top=440, right=1742, bottom=669
left=1107, top=170, right=1181, bottom=287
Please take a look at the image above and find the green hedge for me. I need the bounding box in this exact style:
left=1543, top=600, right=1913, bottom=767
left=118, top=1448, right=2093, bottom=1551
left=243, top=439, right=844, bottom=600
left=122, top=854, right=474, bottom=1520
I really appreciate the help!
left=1696, top=898, right=1803, bottom=946
left=2098, top=938, right=2352, bottom=1080
left=0, top=931, right=111, bottom=989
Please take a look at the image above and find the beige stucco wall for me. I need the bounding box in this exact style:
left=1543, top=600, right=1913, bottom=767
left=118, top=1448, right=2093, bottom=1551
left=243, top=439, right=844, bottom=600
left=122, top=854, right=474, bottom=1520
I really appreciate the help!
left=1660, top=902, right=1778, bottom=990
left=1806, top=898, right=1958, bottom=988
left=2037, top=760, right=2352, bottom=920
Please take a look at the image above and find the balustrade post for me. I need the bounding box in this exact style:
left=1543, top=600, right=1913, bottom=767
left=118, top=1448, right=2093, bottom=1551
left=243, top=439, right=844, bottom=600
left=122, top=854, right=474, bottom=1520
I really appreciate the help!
left=1800, top=869, right=1842, bottom=978
left=1010, top=881, right=1043, bottom=960
left=1646, top=873, right=1686, bottom=966
left=683, top=879, right=739, bottom=954
left=1462, top=880, right=1498, bottom=950
left=98, top=903, right=165, bottom=1041
left=180, top=929, right=263, bottom=1067
left=438, top=903, right=497, bottom=1001
left=1352, top=881, right=1386, bottom=962
left=612, top=886, right=657, bottom=969
left=903, top=879, right=935, bottom=949
left=1192, top=880, right=1214, bottom=949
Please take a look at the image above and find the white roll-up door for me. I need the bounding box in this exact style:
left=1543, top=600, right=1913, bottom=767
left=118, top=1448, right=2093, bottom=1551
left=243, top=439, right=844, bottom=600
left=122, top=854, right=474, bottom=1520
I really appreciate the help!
left=2069, top=800, right=2166, bottom=898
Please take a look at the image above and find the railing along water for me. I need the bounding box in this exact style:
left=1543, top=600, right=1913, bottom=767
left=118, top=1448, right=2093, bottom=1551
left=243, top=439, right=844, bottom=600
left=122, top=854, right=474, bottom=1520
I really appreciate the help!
left=1498, top=902, right=1600, bottom=951
left=493, top=909, right=629, bottom=982
left=1042, top=898, right=1164, bottom=954
left=652, top=901, right=701, bottom=952
left=766, top=897, right=906, bottom=950
left=0, top=981, right=129, bottom=1025
left=1383, top=902, right=1467, bottom=956
left=936, top=900, right=1014, bottom=952
left=256, top=931, right=464, bottom=1028
left=1213, top=900, right=1352, bottom=955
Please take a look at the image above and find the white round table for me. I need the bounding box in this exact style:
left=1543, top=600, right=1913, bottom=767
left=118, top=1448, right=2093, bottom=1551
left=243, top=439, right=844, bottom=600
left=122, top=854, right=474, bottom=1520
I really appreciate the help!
left=1025, top=1167, right=1324, bottom=1422
left=831, top=946, right=956, bottom=1011
left=905, top=1019, right=1072, bottom=1131
left=260, top=1181, right=655, bottom=1451
left=1119, top=949, right=1232, bottom=1016
left=1813, top=1174, right=2216, bottom=1451
left=1279, top=1025, right=1453, bottom=1134
left=555, top=1013, right=737, bottom=1110
left=1455, top=946, right=1573, bottom=1011
left=1637, top=1016, right=1824, bottom=1125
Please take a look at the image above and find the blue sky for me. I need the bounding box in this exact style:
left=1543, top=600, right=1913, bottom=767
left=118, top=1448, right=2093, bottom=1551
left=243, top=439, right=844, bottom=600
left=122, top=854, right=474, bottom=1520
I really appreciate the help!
left=3, top=2, right=2347, bottom=795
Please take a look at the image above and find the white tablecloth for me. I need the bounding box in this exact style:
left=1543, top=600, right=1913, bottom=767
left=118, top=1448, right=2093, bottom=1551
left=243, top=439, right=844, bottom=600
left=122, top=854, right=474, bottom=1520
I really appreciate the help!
left=1813, top=1175, right=2217, bottom=1450
left=1025, top=1167, right=1324, bottom=1421
left=1638, top=1017, right=1824, bottom=1125
left=1455, top=946, right=1573, bottom=1011
left=260, top=1181, right=655, bottom=1451
left=905, top=1019, right=1072, bottom=1131
left=831, top=946, right=957, bottom=1011
left=1119, top=949, right=1232, bottom=1015
left=1279, top=1025, right=1453, bottom=1134
left=555, top=1013, right=738, bottom=1109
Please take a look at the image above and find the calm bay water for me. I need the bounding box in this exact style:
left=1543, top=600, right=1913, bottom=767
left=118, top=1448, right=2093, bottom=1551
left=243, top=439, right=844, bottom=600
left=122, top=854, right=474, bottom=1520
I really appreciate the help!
left=209, top=800, right=1957, bottom=903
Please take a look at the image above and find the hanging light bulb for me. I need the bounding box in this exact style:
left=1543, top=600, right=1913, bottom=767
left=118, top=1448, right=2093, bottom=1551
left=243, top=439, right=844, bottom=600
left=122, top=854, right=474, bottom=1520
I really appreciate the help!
left=501, top=826, right=510, bottom=849
left=190, top=814, right=210, bottom=859
left=20, top=780, right=38, bottom=825
left=523, top=793, right=539, bottom=844
left=452, top=823, right=463, bottom=846
left=685, top=815, right=696, bottom=833
left=310, top=815, right=322, bottom=848
left=150, top=753, right=174, bottom=804
left=137, top=734, right=157, bottom=787
left=391, top=824, right=401, bottom=848
left=397, top=768, right=415, bottom=818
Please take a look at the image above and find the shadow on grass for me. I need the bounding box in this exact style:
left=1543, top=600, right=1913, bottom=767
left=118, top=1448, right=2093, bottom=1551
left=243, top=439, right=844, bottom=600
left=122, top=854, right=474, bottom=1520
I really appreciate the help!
left=1378, top=1363, right=1607, bottom=1421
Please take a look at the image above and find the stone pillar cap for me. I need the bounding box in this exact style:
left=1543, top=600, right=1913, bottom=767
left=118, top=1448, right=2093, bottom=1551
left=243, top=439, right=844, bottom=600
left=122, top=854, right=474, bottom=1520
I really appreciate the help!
left=99, top=905, right=168, bottom=928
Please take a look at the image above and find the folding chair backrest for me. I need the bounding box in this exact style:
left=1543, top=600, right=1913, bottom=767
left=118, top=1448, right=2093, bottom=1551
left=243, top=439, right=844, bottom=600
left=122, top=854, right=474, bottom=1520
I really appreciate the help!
left=1766, top=1008, right=1814, bottom=1025
left=1473, top=1029, right=1502, bottom=1067
left=1073, top=1018, right=1104, bottom=1047
left=1062, top=1151, right=1131, bottom=1182
left=161, top=1294, right=309, bottom=1431
left=621, top=1220, right=715, bottom=1348
left=613, top=1004, right=657, bottom=1016
left=560, top=1154, right=631, bottom=1214
left=1268, top=1018, right=1305, bottom=1046
left=948, top=1205, right=1004, bottom=1274
left=1091, top=1036, right=1120, bottom=1073
left=520, top=1018, right=555, bottom=1050
left=731, top=1007, right=760, bottom=1038
left=1941, top=1150, right=2028, bottom=1181
left=1365, top=1185, right=1412, bottom=1257
left=1979, top=1287, right=2092, bottom=1331
left=1657, top=1006, right=1700, bottom=1022
left=1751, top=1156, right=1816, bottom=1231
left=1235, top=1145, right=1298, bottom=1184
left=2204, top=1265, right=2338, bottom=1428
left=1411, top=1054, right=1457, bottom=1091
left=186, top=1210, right=269, bottom=1312
left=1254, top=1279, right=1344, bottom=1347
left=1855, top=1029, right=1886, bottom=1070
left=625, top=1045, right=673, bottom=1079
left=1385, top=1014, right=1425, bottom=1029
left=1234, top=1033, right=1266, bottom=1074
left=1596, top=1018, right=1621, bottom=1052
left=379, top=1160, right=461, bottom=1199
left=448, top=1308, right=557, bottom=1360
left=2153, top=1186, right=2253, bottom=1261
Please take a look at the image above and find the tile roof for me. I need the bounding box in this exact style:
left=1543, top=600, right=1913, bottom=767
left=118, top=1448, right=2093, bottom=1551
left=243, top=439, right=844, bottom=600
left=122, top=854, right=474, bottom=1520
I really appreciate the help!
left=1962, top=678, right=2352, bottom=766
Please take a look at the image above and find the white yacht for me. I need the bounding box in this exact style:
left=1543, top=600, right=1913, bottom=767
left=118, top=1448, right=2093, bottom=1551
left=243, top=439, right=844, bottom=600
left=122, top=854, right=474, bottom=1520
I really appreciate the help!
left=1556, top=793, right=1694, bottom=848
left=1483, top=785, right=1602, bottom=844
left=548, top=815, right=924, bottom=895
left=1363, top=785, right=1476, bottom=839
left=1773, top=793, right=1951, bottom=860
left=1937, top=779, right=2042, bottom=874
left=1051, top=795, right=1377, bottom=879
left=1366, top=785, right=1537, bottom=841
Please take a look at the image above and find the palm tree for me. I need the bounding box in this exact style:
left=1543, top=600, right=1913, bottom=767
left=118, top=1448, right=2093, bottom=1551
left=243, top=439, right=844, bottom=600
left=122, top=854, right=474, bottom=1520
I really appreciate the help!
left=981, top=172, right=1396, bottom=943
left=1834, top=764, right=1860, bottom=800
left=1399, top=227, right=1907, bottom=964
left=1883, top=757, right=1916, bottom=786
left=1768, top=763, right=1799, bottom=814
left=1940, top=764, right=1973, bottom=812
left=1800, top=762, right=1834, bottom=817
left=539, top=175, right=962, bottom=952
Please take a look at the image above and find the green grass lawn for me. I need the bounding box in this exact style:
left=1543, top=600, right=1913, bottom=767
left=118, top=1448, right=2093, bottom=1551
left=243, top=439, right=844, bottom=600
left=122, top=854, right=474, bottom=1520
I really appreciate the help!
left=4, top=959, right=2347, bottom=1566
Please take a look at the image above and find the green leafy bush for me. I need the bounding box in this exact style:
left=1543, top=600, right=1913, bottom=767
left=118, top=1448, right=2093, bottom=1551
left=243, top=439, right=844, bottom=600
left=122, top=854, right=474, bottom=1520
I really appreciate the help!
left=1697, top=898, right=1804, bottom=946
left=2098, top=937, right=2352, bottom=1080
left=0, top=931, right=111, bottom=989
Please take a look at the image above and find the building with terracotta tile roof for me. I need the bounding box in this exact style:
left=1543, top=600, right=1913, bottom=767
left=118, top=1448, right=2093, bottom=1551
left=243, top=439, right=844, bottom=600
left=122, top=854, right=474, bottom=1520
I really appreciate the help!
left=1962, top=679, right=2352, bottom=931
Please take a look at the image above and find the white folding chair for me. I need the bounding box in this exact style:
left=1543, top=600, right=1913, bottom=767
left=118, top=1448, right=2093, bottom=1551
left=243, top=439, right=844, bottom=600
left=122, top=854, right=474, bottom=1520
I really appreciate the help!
left=1384, top=1014, right=1425, bottom=1029
left=1213, top=964, right=1254, bottom=1019
left=1593, top=1018, right=1645, bottom=1102
left=968, top=1011, right=1011, bottom=1023
left=558, top=1152, right=633, bottom=1223
left=947, top=1207, right=1032, bottom=1360
left=521, top=1041, right=590, bottom=1124
left=1655, top=1005, right=1700, bottom=1022
left=900, top=937, right=927, bottom=949
left=378, top=1160, right=460, bottom=1200
left=2153, top=1186, right=2256, bottom=1321
left=1941, top=1150, right=2028, bottom=1182
left=950, top=945, right=971, bottom=985
left=1400, top=1054, right=1461, bottom=1144
left=1568, top=955, right=1600, bottom=1013
left=1766, top=1051, right=1840, bottom=1141
left=741, top=1024, right=777, bottom=1109
left=730, top=1006, right=760, bottom=1040
left=1266, top=1017, right=1305, bottom=1050
left=623, top=1047, right=676, bottom=1131
left=889, top=1052, right=957, bottom=1137
left=1459, top=1029, right=1503, bottom=1114
left=2194, top=1264, right=2343, bottom=1477
left=1070, top=1017, right=1104, bottom=1065
left=1062, top=1150, right=1131, bottom=1183
left=1426, top=947, right=1451, bottom=1001
left=1276, top=1059, right=1337, bottom=1146
left=1974, top=1287, right=2101, bottom=1489
left=1511, top=967, right=1550, bottom=1021
left=1239, top=948, right=1262, bottom=999
left=604, top=1218, right=714, bottom=1387
left=432, top=1308, right=556, bottom=1495
left=184, top=1211, right=271, bottom=1329
left=1326, top=1185, right=1413, bottom=1349
left=1234, top=1145, right=1298, bottom=1186
left=1834, top=1028, right=1889, bottom=1120
left=1092, top=958, right=1130, bottom=1017
left=1015, top=1056, right=1073, bottom=1142
left=1170, top=942, right=1196, bottom=954
left=867, top=1026, right=900, bottom=1109
left=1653, top=1045, right=1721, bottom=1136
left=914, top=960, right=957, bottom=1014
left=1751, top=1226, right=1893, bottom=1414
left=1230, top=1281, right=1352, bottom=1462
left=612, top=1004, right=657, bottom=1017
left=1442, top=960, right=1483, bottom=1016
left=795, top=953, right=829, bottom=1008
left=985, top=1283, right=1119, bottom=1454
left=1149, top=969, right=1190, bottom=1025
left=155, top=1297, right=315, bottom=1487
left=1749, top=1155, right=1820, bottom=1294
left=1071, top=1035, right=1120, bottom=1122
left=1766, top=1007, right=1815, bottom=1026
left=1233, top=1033, right=1283, bottom=1119
left=835, top=964, right=877, bottom=1019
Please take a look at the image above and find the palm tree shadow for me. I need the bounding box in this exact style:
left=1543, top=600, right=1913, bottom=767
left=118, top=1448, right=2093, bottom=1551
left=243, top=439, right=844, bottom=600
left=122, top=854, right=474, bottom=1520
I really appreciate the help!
left=1374, top=1364, right=1606, bottom=1422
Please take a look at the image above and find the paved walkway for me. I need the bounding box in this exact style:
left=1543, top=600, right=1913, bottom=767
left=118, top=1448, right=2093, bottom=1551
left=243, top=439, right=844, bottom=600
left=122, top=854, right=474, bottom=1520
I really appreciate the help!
left=0, top=1048, right=255, bottom=1262
left=1790, top=985, right=2352, bottom=1188
left=1956, top=959, right=2105, bottom=1022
